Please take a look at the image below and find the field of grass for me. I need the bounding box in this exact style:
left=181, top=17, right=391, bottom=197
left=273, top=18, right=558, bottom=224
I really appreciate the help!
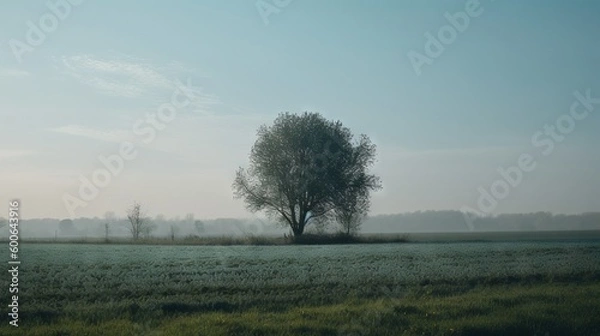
left=2, top=241, right=599, bottom=335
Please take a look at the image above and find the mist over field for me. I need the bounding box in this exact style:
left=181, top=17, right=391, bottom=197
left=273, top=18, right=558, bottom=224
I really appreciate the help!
left=4, top=211, right=600, bottom=239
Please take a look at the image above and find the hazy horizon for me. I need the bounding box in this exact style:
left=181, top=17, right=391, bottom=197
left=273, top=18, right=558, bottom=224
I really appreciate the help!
left=6, top=211, right=600, bottom=240
left=5, top=209, right=600, bottom=222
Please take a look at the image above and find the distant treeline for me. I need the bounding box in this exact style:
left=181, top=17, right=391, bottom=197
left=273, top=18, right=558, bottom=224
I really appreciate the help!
left=361, top=211, right=600, bottom=233
left=4, top=216, right=281, bottom=239
left=2, top=211, right=599, bottom=239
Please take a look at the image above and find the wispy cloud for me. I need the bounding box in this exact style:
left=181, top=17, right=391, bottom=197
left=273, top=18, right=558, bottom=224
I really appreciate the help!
left=0, top=149, right=36, bottom=160
left=47, top=54, right=267, bottom=161
left=0, top=68, right=31, bottom=77
left=49, top=125, right=134, bottom=144
left=47, top=123, right=203, bottom=162
left=47, top=112, right=264, bottom=161
left=58, top=54, right=170, bottom=96
left=55, top=53, right=220, bottom=110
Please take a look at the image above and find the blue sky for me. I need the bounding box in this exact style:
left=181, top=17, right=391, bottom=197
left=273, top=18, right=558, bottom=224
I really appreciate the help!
left=1, top=0, right=599, bottom=219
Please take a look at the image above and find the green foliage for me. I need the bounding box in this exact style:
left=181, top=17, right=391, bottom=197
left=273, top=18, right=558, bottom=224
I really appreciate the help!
left=233, top=112, right=381, bottom=236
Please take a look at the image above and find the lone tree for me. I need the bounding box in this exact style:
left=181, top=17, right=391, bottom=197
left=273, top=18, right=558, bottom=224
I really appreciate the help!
left=126, top=202, right=152, bottom=240
left=233, top=112, right=381, bottom=236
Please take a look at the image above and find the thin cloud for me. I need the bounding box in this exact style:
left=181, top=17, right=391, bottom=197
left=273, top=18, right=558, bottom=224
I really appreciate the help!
left=0, top=68, right=31, bottom=77
left=0, top=149, right=36, bottom=160
left=56, top=54, right=221, bottom=110
left=59, top=54, right=172, bottom=96
left=48, top=124, right=197, bottom=157
left=49, top=125, right=134, bottom=144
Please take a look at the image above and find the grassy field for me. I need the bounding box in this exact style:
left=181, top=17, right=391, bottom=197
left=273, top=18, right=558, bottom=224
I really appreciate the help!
left=9, top=281, right=600, bottom=336
left=2, top=241, right=599, bottom=335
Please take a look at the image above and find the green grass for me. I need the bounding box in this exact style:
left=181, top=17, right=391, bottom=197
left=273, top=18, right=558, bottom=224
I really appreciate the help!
left=4, top=242, right=598, bottom=335
left=3, top=281, right=599, bottom=335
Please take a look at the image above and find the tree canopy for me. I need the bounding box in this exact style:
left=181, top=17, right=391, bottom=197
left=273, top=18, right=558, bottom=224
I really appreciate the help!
left=233, top=112, right=381, bottom=236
